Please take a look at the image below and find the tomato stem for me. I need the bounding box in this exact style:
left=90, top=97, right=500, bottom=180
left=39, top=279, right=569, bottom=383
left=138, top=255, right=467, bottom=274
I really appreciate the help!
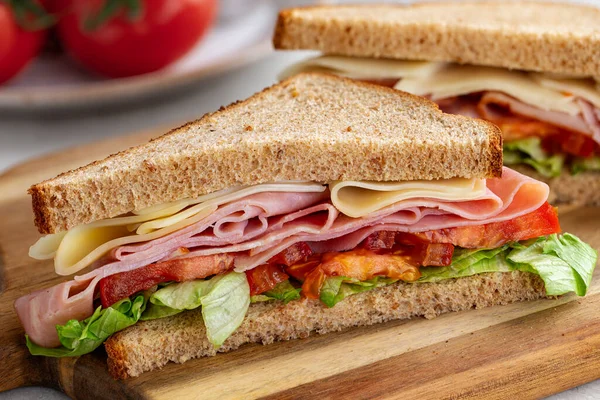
left=3, top=0, right=56, bottom=30
left=84, top=0, right=143, bottom=32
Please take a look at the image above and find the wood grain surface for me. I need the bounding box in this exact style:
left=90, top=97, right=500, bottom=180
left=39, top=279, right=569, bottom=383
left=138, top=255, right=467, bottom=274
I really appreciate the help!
left=0, top=130, right=599, bottom=399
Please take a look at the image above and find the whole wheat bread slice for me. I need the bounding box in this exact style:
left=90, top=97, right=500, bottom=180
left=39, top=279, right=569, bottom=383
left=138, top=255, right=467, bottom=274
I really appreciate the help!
left=30, top=73, right=501, bottom=234
left=273, top=2, right=600, bottom=77
left=105, top=271, right=547, bottom=379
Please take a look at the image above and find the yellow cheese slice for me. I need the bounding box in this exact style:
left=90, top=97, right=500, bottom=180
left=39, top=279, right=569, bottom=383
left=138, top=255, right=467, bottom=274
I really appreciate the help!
left=29, top=231, right=67, bottom=259
left=29, top=182, right=326, bottom=276
left=330, top=178, right=486, bottom=218
left=532, top=74, right=600, bottom=110
left=279, top=55, right=445, bottom=80
left=28, top=185, right=242, bottom=261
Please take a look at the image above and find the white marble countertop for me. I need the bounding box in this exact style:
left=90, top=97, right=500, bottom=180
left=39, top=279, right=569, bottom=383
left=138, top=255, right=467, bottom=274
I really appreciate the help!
left=0, top=52, right=598, bottom=400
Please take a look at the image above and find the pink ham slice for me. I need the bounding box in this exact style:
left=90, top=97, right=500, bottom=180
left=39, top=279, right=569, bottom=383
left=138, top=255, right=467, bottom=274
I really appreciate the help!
left=233, top=167, right=548, bottom=269
left=435, top=96, right=481, bottom=119
left=577, top=99, right=600, bottom=145
left=478, top=92, right=593, bottom=137
left=435, top=91, right=600, bottom=147
left=15, top=167, right=549, bottom=348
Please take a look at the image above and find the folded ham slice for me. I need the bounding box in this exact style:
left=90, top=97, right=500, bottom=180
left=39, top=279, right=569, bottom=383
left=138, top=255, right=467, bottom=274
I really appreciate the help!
left=15, top=167, right=549, bottom=348
left=578, top=98, right=600, bottom=145
left=436, top=91, right=600, bottom=147
left=478, top=92, right=593, bottom=137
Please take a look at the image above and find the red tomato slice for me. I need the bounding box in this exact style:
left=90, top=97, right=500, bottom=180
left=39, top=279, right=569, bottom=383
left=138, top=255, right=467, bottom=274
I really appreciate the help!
left=302, top=267, right=326, bottom=299
left=488, top=114, right=598, bottom=157
left=245, top=264, right=289, bottom=296
left=300, top=249, right=422, bottom=299
left=285, top=258, right=321, bottom=282
left=547, top=131, right=597, bottom=158
left=415, top=202, right=560, bottom=248
left=98, top=253, right=234, bottom=307
left=318, top=249, right=422, bottom=281
left=498, top=121, right=564, bottom=142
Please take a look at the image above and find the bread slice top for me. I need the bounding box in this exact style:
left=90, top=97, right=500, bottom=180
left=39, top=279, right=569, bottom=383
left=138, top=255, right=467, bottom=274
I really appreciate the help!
left=30, top=73, right=502, bottom=234
left=274, top=2, right=600, bottom=78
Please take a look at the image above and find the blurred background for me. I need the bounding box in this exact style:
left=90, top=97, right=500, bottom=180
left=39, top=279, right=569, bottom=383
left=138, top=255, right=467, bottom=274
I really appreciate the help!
left=0, top=0, right=598, bottom=399
left=0, top=0, right=599, bottom=171
left=0, top=0, right=327, bottom=171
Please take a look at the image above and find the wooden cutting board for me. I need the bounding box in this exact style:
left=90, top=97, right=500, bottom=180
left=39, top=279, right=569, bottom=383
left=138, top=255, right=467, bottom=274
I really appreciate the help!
left=1, top=131, right=600, bottom=399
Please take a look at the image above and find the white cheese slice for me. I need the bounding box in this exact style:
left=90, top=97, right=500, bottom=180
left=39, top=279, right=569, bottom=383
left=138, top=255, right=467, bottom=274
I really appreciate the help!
left=330, top=178, right=486, bottom=218
left=395, top=65, right=580, bottom=115
left=279, top=55, right=445, bottom=80
left=29, top=231, right=67, bottom=260
left=532, top=74, right=600, bottom=110
left=30, top=182, right=326, bottom=276
left=281, top=56, right=594, bottom=116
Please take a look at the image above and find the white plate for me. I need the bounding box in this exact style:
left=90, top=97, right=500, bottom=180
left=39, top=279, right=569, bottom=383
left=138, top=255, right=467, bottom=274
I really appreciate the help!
left=0, top=0, right=280, bottom=110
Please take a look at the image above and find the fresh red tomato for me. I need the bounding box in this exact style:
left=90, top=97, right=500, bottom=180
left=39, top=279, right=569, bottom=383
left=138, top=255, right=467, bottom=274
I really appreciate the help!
left=482, top=109, right=599, bottom=157
left=0, top=4, right=47, bottom=84
left=299, top=249, right=423, bottom=299
left=414, top=202, right=561, bottom=248
left=546, top=131, right=598, bottom=158
left=55, top=0, right=217, bottom=78
left=98, top=253, right=234, bottom=307
left=0, top=6, right=15, bottom=58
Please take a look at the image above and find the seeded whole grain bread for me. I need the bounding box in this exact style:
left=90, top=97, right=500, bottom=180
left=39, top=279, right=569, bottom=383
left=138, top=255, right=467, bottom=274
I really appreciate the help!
left=105, top=271, right=547, bottom=379
left=512, top=165, right=600, bottom=206
left=273, top=2, right=600, bottom=78
left=30, top=73, right=502, bottom=234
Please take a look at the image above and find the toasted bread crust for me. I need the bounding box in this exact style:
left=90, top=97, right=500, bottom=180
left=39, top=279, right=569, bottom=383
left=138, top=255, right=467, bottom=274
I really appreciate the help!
left=105, top=271, right=546, bottom=379
left=30, top=73, right=501, bottom=234
left=274, top=2, right=600, bottom=77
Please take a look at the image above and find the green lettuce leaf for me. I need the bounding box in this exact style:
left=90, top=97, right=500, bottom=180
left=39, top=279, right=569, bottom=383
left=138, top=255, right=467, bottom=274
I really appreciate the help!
left=320, top=276, right=398, bottom=308
left=504, top=138, right=564, bottom=177
left=419, top=245, right=512, bottom=282
left=26, top=294, right=147, bottom=357
left=142, top=272, right=250, bottom=347
left=419, top=234, right=597, bottom=297
left=508, top=233, right=597, bottom=296
left=140, top=302, right=182, bottom=321
left=200, top=272, right=250, bottom=347
left=571, top=157, right=600, bottom=175
left=250, top=280, right=301, bottom=304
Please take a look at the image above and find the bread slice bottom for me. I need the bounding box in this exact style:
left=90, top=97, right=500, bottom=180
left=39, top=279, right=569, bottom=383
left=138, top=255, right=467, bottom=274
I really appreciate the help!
left=511, top=165, right=600, bottom=206
left=105, top=271, right=547, bottom=379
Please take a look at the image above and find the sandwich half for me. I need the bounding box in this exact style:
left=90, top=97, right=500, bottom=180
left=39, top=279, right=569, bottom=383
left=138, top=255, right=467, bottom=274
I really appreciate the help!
left=16, top=73, right=597, bottom=379
left=274, top=2, right=600, bottom=205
